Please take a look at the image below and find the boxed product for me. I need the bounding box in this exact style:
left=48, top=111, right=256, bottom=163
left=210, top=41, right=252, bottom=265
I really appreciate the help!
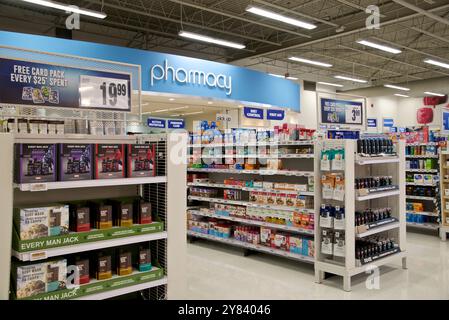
left=296, top=195, right=306, bottom=208
left=275, top=193, right=286, bottom=206
left=69, top=202, right=91, bottom=232
left=14, top=204, right=69, bottom=240
left=107, top=198, right=134, bottom=227
left=414, top=174, right=424, bottom=184
left=262, top=181, right=274, bottom=189
left=137, top=245, right=152, bottom=272
left=273, top=233, right=289, bottom=251
left=289, top=235, right=303, bottom=254
left=46, top=260, right=67, bottom=292
left=260, top=227, right=272, bottom=246
left=303, top=238, right=314, bottom=257
left=14, top=143, right=57, bottom=183
left=134, top=198, right=152, bottom=224
left=72, top=256, right=90, bottom=285
left=94, top=144, right=125, bottom=179
left=293, top=184, right=307, bottom=192
left=127, top=144, right=156, bottom=177
left=95, top=251, right=112, bottom=280
left=58, top=144, right=93, bottom=181
left=423, top=174, right=433, bottom=185
left=89, top=200, right=113, bottom=230
left=286, top=194, right=296, bottom=207
left=117, top=248, right=132, bottom=276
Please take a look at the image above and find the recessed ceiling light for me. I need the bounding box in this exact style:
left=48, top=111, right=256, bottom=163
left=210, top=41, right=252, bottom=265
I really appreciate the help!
left=424, top=91, right=445, bottom=97
left=356, top=40, right=402, bottom=54
left=334, top=75, right=367, bottom=83
left=179, top=31, right=245, bottom=49
left=22, top=0, right=107, bottom=18
left=384, top=84, right=410, bottom=91
left=289, top=56, right=332, bottom=67
left=317, top=81, right=343, bottom=88
left=423, top=59, right=449, bottom=69
left=246, top=6, right=316, bottom=30
left=394, top=93, right=409, bottom=98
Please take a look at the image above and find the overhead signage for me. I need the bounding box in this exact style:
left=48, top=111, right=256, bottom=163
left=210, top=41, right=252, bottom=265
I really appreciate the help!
left=0, top=31, right=300, bottom=111
left=399, top=127, right=406, bottom=133
left=320, top=98, right=363, bottom=125
left=383, top=118, right=394, bottom=127
left=216, top=113, right=233, bottom=123
left=266, top=109, right=285, bottom=121
left=147, top=118, right=166, bottom=129
left=243, top=107, right=263, bottom=120
left=367, top=118, right=377, bottom=127
left=442, top=108, right=449, bottom=132
left=0, top=57, right=131, bottom=111
left=390, top=126, right=397, bottom=133
left=167, top=119, right=185, bottom=129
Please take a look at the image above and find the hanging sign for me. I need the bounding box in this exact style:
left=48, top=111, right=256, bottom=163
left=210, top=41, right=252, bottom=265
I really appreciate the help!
left=0, top=57, right=131, bottom=111
left=390, top=126, right=397, bottom=133
left=383, top=118, right=394, bottom=127
left=147, top=118, right=166, bottom=128
left=216, top=113, right=233, bottom=123
left=320, top=98, right=363, bottom=125
left=266, top=109, right=285, bottom=121
left=442, top=108, right=449, bottom=132
left=367, top=118, right=377, bottom=127
left=167, top=119, right=185, bottom=129
left=243, top=107, right=263, bottom=119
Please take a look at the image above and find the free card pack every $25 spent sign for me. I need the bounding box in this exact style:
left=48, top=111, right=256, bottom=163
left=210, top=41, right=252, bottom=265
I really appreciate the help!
left=0, top=57, right=131, bottom=111
left=320, top=98, right=363, bottom=126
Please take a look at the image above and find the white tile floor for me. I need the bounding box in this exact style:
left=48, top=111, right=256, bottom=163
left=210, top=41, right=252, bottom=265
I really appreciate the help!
left=186, top=231, right=449, bottom=299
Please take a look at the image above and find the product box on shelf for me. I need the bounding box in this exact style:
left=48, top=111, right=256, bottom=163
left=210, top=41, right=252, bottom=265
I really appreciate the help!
left=70, top=256, right=90, bottom=285
left=14, top=204, right=69, bottom=240
left=69, top=202, right=91, bottom=232
left=117, top=248, right=132, bottom=276
left=14, top=143, right=57, bottom=183
left=289, top=235, right=303, bottom=254
left=94, top=251, right=113, bottom=280
left=94, top=144, right=125, bottom=179
left=107, top=198, right=134, bottom=227
left=88, top=200, right=113, bottom=229
left=133, top=198, right=152, bottom=224
left=127, top=144, right=156, bottom=177
left=137, top=245, right=152, bottom=272
left=58, top=144, right=93, bottom=181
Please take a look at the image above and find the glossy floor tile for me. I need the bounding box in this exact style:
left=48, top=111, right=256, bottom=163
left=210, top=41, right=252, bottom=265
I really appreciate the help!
left=185, top=232, right=449, bottom=299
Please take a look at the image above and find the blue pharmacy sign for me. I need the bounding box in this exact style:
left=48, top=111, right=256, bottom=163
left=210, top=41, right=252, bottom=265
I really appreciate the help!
left=266, top=109, right=285, bottom=121
left=320, top=98, right=363, bottom=125
left=442, top=109, right=449, bottom=132
left=147, top=118, right=166, bottom=128
left=243, top=107, right=264, bottom=119
left=367, top=118, right=377, bottom=127
left=383, top=118, right=394, bottom=127
left=168, top=119, right=185, bottom=129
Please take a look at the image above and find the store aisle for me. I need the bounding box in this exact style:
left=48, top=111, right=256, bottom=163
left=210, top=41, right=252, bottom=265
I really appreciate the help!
left=186, top=232, right=449, bottom=299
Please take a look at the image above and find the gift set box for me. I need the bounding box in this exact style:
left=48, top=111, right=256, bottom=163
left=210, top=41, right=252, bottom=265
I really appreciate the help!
left=94, top=144, right=125, bottom=179
left=127, top=144, right=156, bottom=177
left=58, top=144, right=93, bottom=181
left=14, top=144, right=57, bottom=183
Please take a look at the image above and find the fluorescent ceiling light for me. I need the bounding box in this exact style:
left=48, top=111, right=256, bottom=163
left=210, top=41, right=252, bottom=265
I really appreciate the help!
left=287, top=76, right=298, bottom=80
left=246, top=6, right=316, bottom=30
left=384, top=84, right=410, bottom=91
left=169, top=98, right=175, bottom=101
left=269, top=73, right=298, bottom=80
left=424, top=59, right=449, bottom=69
left=334, top=75, right=367, bottom=83
left=289, top=56, right=332, bottom=67
left=207, top=101, right=213, bottom=105
left=22, top=0, right=106, bottom=18
left=356, top=40, right=401, bottom=54
left=179, top=31, right=245, bottom=49
left=317, top=81, right=343, bottom=88
left=394, top=93, right=409, bottom=98
left=424, top=91, right=445, bottom=97
left=151, top=109, right=169, bottom=114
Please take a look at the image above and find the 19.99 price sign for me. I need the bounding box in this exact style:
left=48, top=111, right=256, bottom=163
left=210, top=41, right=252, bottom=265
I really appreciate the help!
left=79, top=75, right=130, bottom=111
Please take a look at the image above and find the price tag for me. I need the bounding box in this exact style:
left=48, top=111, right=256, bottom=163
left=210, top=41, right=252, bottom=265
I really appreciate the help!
left=29, top=183, right=48, bottom=192
left=345, top=105, right=362, bottom=124
left=30, top=251, right=47, bottom=261
left=79, top=75, right=130, bottom=111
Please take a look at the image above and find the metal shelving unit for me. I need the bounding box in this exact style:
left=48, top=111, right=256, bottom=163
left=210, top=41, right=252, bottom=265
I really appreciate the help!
left=439, top=150, right=449, bottom=240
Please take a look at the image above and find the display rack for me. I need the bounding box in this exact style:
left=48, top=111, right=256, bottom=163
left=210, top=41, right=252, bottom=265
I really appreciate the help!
left=187, top=139, right=317, bottom=263
left=439, top=150, right=449, bottom=240
left=405, top=141, right=441, bottom=233
left=0, top=132, right=186, bottom=300
left=315, top=139, right=406, bottom=291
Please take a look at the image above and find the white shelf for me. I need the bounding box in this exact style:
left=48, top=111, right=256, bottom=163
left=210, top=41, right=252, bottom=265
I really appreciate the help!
left=406, top=168, right=438, bottom=173
left=14, top=133, right=136, bottom=144
left=406, top=195, right=436, bottom=201
left=12, top=232, right=168, bottom=262
left=406, top=182, right=437, bottom=187
left=406, top=222, right=439, bottom=230
left=74, top=276, right=168, bottom=300
left=355, top=156, right=399, bottom=165
left=406, top=211, right=439, bottom=217
left=356, top=189, right=400, bottom=201
left=187, top=231, right=314, bottom=263
left=406, top=155, right=439, bottom=159
left=407, top=142, right=438, bottom=146
left=187, top=182, right=314, bottom=196
left=15, top=176, right=167, bottom=191
left=188, top=209, right=314, bottom=235
left=356, top=221, right=400, bottom=238
left=187, top=168, right=314, bottom=177
left=188, top=141, right=314, bottom=148
left=188, top=195, right=314, bottom=213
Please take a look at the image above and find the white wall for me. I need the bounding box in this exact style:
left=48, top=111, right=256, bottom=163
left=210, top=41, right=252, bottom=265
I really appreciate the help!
left=366, top=96, right=399, bottom=132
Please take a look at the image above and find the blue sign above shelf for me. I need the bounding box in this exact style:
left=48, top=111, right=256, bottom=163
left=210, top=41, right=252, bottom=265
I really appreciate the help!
left=168, top=119, right=185, bottom=129
left=367, top=118, right=377, bottom=127
left=383, top=118, right=394, bottom=127
left=243, top=107, right=264, bottom=119
left=266, top=109, right=285, bottom=121
left=147, top=118, right=166, bottom=128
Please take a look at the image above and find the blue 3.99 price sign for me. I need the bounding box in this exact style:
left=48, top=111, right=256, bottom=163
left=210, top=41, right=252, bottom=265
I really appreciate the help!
left=320, top=98, right=363, bottom=125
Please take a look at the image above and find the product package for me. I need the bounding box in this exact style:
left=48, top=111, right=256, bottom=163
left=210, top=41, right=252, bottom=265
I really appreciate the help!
left=14, top=143, right=57, bottom=183
left=71, top=256, right=90, bottom=285
left=133, top=198, right=152, bottom=224
left=107, top=198, right=134, bottom=227
left=14, top=204, right=69, bottom=240
left=58, top=144, right=93, bottom=181
left=117, top=248, right=132, bottom=276
left=95, top=251, right=112, bottom=280
left=94, top=144, right=125, bottom=179
left=127, top=144, right=156, bottom=177
left=89, top=200, right=113, bottom=229
left=69, top=202, right=91, bottom=232
left=137, top=246, right=152, bottom=272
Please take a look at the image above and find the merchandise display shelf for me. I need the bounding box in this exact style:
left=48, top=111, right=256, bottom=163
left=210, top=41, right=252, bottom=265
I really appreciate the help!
left=194, top=154, right=314, bottom=159
left=355, top=221, right=400, bottom=238
left=188, top=195, right=314, bottom=213
left=188, top=209, right=314, bottom=235
left=406, top=155, right=439, bottom=159
left=15, top=176, right=167, bottom=192
left=406, top=168, right=438, bottom=173
left=187, top=230, right=314, bottom=263
left=355, top=156, right=399, bottom=165
left=356, top=189, right=400, bottom=201
left=406, top=222, right=439, bottom=230
left=13, top=231, right=167, bottom=262
left=407, top=142, right=438, bottom=146
left=187, top=168, right=314, bottom=177
left=406, top=195, right=436, bottom=201
left=406, top=210, right=438, bottom=217
left=188, top=141, right=314, bottom=148
left=14, top=133, right=137, bottom=144
left=406, top=182, right=437, bottom=187
left=187, top=182, right=314, bottom=196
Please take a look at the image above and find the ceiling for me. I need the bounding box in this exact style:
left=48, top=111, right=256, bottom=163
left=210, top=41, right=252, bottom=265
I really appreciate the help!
left=1, top=0, right=449, bottom=91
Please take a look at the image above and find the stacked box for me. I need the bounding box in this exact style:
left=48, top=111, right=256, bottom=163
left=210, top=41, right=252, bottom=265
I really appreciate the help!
left=69, top=202, right=91, bottom=232
left=127, top=144, right=156, bottom=177
left=94, top=144, right=125, bottom=179
left=14, top=143, right=57, bottom=183
left=58, top=144, right=93, bottom=181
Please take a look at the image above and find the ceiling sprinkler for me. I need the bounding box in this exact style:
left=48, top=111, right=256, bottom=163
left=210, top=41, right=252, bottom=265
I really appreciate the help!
left=336, top=25, right=345, bottom=33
